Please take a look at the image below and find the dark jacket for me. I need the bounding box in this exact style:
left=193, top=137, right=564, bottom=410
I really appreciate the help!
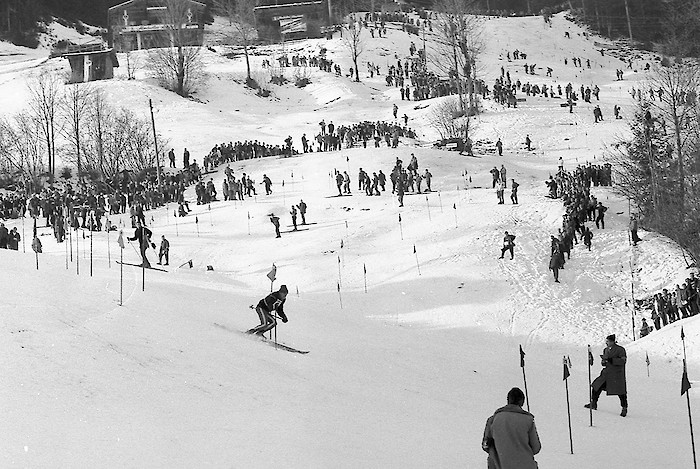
left=482, top=404, right=541, bottom=469
left=592, top=343, right=627, bottom=395
left=128, top=226, right=152, bottom=248
left=257, top=292, right=288, bottom=322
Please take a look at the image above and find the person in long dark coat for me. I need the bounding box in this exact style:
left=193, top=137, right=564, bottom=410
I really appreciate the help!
left=586, top=334, right=628, bottom=416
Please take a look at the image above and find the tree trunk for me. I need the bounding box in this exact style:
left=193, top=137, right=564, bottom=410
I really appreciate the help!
left=244, top=43, right=251, bottom=81
left=353, top=55, right=359, bottom=82
left=623, top=0, right=633, bottom=41
left=177, top=45, right=185, bottom=96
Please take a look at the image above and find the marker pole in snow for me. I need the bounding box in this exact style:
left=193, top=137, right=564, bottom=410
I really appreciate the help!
left=587, top=345, right=594, bottom=427
left=247, top=211, right=251, bottom=236
left=337, top=255, right=342, bottom=287
left=195, top=216, right=200, bottom=237
left=519, top=345, right=530, bottom=412
left=282, top=180, right=286, bottom=206
left=174, top=210, right=179, bottom=237
left=65, top=223, right=69, bottom=270
left=90, top=217, right=93, bottom=277
left=425, top=195, right=431, bottom=221
left=21, top=214, right=25, bottom=253
left=453, top=203, right=458, bottom=228
left=398, top=213, right=403, bottom=240
left=120, top=248, right=123, bottom=306
left=563, top=356, right=574, bottom=455
left=76, top=227, right=80, bottom=276
left=208, top=204, right=213, bottom=227
left=345, top=220, right=349, bottom=247
left=337, top=282, right=343, bottom=309
left=107, top=217, right=111, bottom=268
left=363, top=263, right=367, bottom=293
left=69, top=224, right=73, bottom=262
left=414, top=245, right=421, bottom=276
left=438, top=191, right=443, bottom=213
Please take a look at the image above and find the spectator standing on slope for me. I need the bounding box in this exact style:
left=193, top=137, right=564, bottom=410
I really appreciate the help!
left=269, top=213, right=281, bottom=238
left=586, top=334, right=628, bottom=417
left=499, top=231, right=516, bottom=260
left=482, top=387, right=541, bottom=469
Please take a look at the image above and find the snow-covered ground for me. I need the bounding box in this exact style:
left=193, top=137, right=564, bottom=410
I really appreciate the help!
left=0, top=11, right=698, bottom=468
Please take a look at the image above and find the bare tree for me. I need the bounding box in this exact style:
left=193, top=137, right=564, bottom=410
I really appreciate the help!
left=0, top=112, right=46, bottom=191
left=647, top=63, right=700, bottom=218
left=431, top=0, right=484, bottom=114
left=214, top=0, right=257, bottom=83
left=27, top=72, right=61, bottom=180
left=148, top=0, right=204, bottom=97
left=342, top=16, right=364, bottom=82
left=430, top=96, right=477, bottom=145
left=60, top=83, right=94, bottom=185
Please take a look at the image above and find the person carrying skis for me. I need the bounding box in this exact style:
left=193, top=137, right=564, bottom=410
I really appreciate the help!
left=127, top=221, right=153, bottom=268
left=247, top=285, right=289, bottom=335
left=499, top=231, right=516, bottom=260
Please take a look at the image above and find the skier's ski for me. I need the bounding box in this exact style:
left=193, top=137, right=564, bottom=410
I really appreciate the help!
left=259, top=336, right=309, bottom=354
left=116, top=261, right=168, bottom=272
left=213, top=323, right=309, bottom=354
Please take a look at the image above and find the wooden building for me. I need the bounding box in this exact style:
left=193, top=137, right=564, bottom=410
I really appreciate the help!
left=254, top=0, right=329, bottom=41
left=108, top=0, right=206, bottom=52
left=60, top=44, right=120, bottom=83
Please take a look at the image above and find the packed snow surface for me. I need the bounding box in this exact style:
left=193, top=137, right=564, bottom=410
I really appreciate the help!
left=0, top=11, right=698, bottom=468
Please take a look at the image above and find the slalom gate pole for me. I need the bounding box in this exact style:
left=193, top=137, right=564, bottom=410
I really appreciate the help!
left=107, top=219, right=111, bottom=268
left=438, top=191, right=443, bottom=213
left=522, top=366, right=530, bottom=412
left=565, top=375, right=574, bottom=454
left=175, top=210, right=179, bottom=237
left=425, top=195, right=431, bottom=222
left=686, top=361, right=698, bottom=469
left=90, top=218, right=93, bottom=277
left=65, top=224, right=69, bottom=270
left=76, top=228, right=80, bottom=275
left=35, top=251, right=38, bottom=270
left=588, top=347, right=593, bottom=427
left=21, top=214, right=25, bottom=253
left=120, top=248, right=123, bottom=306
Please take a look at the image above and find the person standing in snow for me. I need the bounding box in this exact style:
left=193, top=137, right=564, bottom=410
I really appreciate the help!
left=127, top=220, right=153, bottom=268
left=290, top=205, right=298, bottom=231
left=499, top=231, right=516, bottom=260
left=500, top=165, right=507, bottom=188
left=269, top=213, right=281, bottom=238
left=583, top=226, right=593, bottom=250
left=297, top=199, right=307, bottom=225
left=629, top=214, right=641, bottom=245
left=510, top=179, right=519, bottom=204
left=586, top=334, right=628, bottom=417
left=247, top=285, right=289, bottom=336
left=525, top=135, right=532, bottom=151
left=482, top=387, right=541, bottom=469
left=158, top=235, right=170, bottom=265
left=595, top=202, right=608, bottom=229
left=262, top=174, right=273, bottom=195
left=496, top=138, right=503, bottom=156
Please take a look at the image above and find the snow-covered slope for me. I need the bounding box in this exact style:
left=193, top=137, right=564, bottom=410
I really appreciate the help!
left=0, top=11, right=697, bottom=468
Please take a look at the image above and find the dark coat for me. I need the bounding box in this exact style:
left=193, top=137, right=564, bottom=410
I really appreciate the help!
left=549, top=252, right=563, bottom=270
left=482, top=404, right=541, bottom=469
left=592, top=343, right=627, bottom=395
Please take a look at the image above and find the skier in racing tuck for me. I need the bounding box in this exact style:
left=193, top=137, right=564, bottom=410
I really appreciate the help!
left=247, top=285, right=289, bottom=335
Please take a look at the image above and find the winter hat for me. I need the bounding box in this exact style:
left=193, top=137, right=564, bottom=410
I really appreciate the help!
left=279, top=285, right=288, bottom=294
left=606, top=334, right=616, bottom=342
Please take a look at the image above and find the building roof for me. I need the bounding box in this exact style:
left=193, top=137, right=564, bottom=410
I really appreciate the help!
left=254, top=0, right=324, bottom=10
left=109, top=0, right=206, bottom=11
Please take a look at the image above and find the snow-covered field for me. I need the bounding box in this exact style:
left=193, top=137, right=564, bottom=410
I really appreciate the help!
left=0, top=12, right=698, bottom=468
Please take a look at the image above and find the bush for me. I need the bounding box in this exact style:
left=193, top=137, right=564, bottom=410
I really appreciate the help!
left=257, top=88, right=271, bottom=97
left=270, top=75, right=288, bottom=85
left=245, top=77, right=259, bottom=89
left=60, top=167, right=72, bottom=180
left=295, top=77, right=311, bottom=88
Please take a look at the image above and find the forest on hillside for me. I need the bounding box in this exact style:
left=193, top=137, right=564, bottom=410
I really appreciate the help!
left=1, top=0, right=698, bottom=56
